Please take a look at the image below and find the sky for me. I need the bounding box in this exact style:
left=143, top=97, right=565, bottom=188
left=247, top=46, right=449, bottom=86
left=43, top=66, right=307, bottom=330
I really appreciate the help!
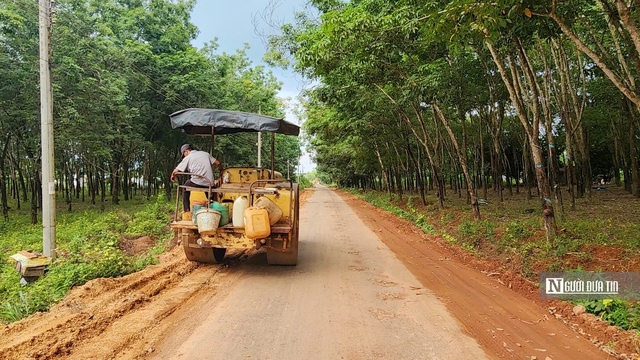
left=189, top=0, right=316, bottom=172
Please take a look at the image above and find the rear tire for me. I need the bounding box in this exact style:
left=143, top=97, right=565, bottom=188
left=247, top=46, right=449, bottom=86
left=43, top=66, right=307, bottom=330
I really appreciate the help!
left=213, top=247, right=226, bottom=262
left=183, top=244, right=219, bottom=264
left=182, top=229, right=225, bottom=264
left=267, top=184, right=299, bottom=266
left=266, top=237, right=298, bottom=265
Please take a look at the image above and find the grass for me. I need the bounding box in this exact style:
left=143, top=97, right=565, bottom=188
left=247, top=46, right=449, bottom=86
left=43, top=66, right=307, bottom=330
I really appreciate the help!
left=0, top=194, right=173, bottom=324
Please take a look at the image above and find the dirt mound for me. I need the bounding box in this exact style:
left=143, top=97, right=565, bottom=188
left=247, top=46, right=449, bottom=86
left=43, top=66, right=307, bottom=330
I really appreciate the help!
left=119, top=236, right=157, bottom=256
left=0, top=248, right=227, bottom=360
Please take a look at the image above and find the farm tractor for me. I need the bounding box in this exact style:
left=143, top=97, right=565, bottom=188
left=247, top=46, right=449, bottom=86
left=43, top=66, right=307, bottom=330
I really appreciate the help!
left=169, top=109, right=300, bottom=265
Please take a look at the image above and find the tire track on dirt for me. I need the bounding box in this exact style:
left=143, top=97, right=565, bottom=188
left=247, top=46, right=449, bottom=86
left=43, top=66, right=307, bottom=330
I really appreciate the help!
left=142, top=187, right=488, bottom=360
left=0, top=249, right=226, bottom=360
left=0, top=190, right=314, bottom=360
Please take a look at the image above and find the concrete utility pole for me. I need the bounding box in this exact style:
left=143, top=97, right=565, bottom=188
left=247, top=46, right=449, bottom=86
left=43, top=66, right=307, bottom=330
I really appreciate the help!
left=39, top=0, right=56, bottom=259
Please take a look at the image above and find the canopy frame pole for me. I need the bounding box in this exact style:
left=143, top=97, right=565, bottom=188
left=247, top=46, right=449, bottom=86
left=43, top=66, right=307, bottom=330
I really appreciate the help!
left=210, top=126, right=215, bottom=156
left=270, top=133, right=275, bottom=179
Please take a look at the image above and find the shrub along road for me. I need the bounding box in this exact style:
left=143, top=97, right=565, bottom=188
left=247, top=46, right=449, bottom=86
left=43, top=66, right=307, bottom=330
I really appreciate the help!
left=0, top=187, right=621, bottom=359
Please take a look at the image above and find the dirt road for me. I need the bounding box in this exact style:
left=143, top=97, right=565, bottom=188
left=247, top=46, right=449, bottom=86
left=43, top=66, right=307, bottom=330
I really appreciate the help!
left=0, top=187, right=621, bottom=359
left=147, top=186, right=487, bottom=359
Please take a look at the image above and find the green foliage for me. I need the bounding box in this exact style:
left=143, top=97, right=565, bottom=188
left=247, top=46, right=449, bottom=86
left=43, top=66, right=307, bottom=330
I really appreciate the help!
left=458, top=219, right=494, bottom=241
left=440, top=212, right=457, bottom=224
left=415, top=214, right=436, bottom=235
left=268, top=0, right=637, bottom=249
left=0, top=197, right=171, bottom=324
left=457, top=219, right=494, bottom=251
left=442, top=234, right=457, bottom=244
left=123, top=196, right=172, bottom=237
left=501, top=221, right=534, bottom=247
left=551, top=234, right=583, bottom=257
left=298, top=173, right=313, bottom=190
left=351, top=191, right=436, bottom=235
left=566, top=218, right=622, bottom=246
left=576, top=299, right=640, bottom=331
left=1, top=292, right=30, bottom=323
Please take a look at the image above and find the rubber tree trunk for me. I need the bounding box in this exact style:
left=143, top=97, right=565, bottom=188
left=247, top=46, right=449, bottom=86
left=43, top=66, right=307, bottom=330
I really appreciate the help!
left=31, top=168, right=39, bottom=225
left=110, top=161, right=120, bottom=205
left=565, top=130, right=576, bottom=211
left=0, top=140, right=8, bottom=221
left=626, top=100, right=640, bottom=197
left=434, top=103, right=481, bottom=220
left=487, top=40, right=557, bottom=240
left=374, top=143, right=392, bottom=200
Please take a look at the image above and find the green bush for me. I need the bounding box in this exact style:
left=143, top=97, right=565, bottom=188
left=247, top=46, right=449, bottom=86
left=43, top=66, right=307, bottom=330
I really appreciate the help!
left=124, top=197, right=171, bottom=237
left=551, top=234, right=583, bottom=257
left=440, top=212, right=457, bottom=224
left=576, top=299, right=639, bottom=330
left=500, top=220, right=534, bottom=247
left=458, top=219, right=494, bottom=242
left=415, top=214, right=436, bottom=234
left=352, top=191, right=438, bottom=236
left=457, top=219, right=494, bottom=251
left=297, top=175, right=313, bottom=190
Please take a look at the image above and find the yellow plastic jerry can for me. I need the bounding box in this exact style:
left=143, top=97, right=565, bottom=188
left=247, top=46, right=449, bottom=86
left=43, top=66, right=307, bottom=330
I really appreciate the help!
left=244, top=207, right=271, bottom=239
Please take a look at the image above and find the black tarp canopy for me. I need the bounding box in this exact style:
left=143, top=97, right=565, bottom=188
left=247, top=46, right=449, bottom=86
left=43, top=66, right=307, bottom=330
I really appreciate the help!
left=170, top=108, right=300, bottom=136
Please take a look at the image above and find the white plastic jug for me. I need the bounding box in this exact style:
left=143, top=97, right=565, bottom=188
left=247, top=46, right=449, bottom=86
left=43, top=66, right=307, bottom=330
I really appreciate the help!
left=254, top=196, right=283, bottom=225
left=232, top=196, right=249, bottom=228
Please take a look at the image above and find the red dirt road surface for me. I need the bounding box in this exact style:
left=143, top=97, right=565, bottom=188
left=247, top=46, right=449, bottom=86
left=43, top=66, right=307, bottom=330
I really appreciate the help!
left=0, top=186, right=625, bottom=359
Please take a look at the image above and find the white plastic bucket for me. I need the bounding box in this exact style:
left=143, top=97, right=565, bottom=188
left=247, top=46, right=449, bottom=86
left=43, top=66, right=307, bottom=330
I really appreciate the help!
left=196, top=208, right=222, bottom=235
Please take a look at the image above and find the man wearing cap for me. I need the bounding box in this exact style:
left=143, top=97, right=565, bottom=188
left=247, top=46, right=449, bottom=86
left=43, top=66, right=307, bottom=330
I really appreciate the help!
left=170, top=144, right=223, bottom=212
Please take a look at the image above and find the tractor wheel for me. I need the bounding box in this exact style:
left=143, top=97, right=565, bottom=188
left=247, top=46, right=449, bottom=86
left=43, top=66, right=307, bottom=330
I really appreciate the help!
left=213, top=247, right=226, bottom=262
left=183, top=244, right=219, bottom=264
left=182, top=230, right=223, bottom=264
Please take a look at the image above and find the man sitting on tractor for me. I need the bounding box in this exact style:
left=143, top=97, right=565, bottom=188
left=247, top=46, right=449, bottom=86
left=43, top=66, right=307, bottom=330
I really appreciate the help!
left=170, top=143, right=223, bottom=213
